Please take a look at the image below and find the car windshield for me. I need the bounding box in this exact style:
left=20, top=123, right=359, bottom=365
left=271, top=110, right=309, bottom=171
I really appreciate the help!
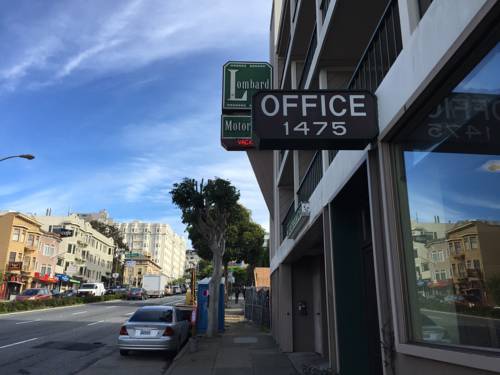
left=130, top=309, right=173, bottom=323
left=130, top=288, right=142, bottom=292
left=80, top=284, right=95, bottom=289
left=22, top=289, right=41, bottom=296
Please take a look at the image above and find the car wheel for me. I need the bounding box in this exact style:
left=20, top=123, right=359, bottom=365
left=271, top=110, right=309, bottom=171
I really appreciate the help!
left=120, top=349, right=129, bottom=356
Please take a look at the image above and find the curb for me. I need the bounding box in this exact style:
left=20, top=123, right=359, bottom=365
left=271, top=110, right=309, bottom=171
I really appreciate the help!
left=164, top=338, right=194, bottom=375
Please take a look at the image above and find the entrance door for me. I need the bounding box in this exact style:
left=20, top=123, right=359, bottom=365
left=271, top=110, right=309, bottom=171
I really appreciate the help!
left=331, top=164, right=383, bottom=375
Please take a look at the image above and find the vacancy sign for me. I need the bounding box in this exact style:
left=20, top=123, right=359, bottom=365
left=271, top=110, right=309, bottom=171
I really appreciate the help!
left=252, top=90, right=378, bottom=149
left=221, top=61, right=272, bottom=151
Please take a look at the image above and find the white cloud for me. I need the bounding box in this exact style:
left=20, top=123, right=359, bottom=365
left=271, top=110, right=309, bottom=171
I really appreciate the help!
left=0, top=0, right=271, bottom=90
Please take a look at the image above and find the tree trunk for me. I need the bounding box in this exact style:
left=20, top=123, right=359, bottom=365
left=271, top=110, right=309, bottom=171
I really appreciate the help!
left=223, top=263, right=229, bottom=306
left=207, top=248, right=223, bottom=337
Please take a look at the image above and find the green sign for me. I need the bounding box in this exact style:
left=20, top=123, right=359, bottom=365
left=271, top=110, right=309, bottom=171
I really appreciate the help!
left=221, top=115, right=252, bottom=139
left=125, top=252, right=141, bottom=258
left=223, top=61, right=273, bottom=111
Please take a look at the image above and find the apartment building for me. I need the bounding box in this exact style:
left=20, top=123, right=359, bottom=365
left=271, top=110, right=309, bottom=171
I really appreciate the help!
left=0, top=212, right=64, bottom=298
left=248, top=1, right=500, bottom=374
left=116, top=221, right=186, bottom=281
left=36, top=214, right=115, bottom=285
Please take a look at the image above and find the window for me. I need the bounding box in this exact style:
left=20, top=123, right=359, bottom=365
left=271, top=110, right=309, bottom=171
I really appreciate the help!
left=9, top=252, right=16, bottom=262
left=394, top=41, right=500, bottom=349
left=12, top=228, right=20, bottom=241
left=43, top=245, right=54, bottom=256
left=27, top=234, right=34, bottom=246
left=422, top=263, right=429, bottom=272
left=41, top=265, right=47, bottom=275
left=20, top=230, right=26, bottom=243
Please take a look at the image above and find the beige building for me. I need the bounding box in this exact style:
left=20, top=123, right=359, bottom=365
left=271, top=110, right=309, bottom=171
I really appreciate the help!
left=123, top=256, right=161, bottom=287
left=36, top=214, right=115, bottom=285
left=117, top=221, right=186, bottom=281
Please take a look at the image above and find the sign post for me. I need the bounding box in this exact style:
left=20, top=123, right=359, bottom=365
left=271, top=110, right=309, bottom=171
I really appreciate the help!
left=221, top=61, right=272, bottom=151
left=252, top=90, right=378, bottom=150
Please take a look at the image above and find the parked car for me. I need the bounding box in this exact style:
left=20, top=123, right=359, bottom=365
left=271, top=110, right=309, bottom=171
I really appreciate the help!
left=105, top=288, right=116, bottom=295
left=15, top=288, right=52, bottom=302
left=172, top=285, right=181, bottom=295
left=77, top=282, right=106, bottom=297
left=118, top=305, right=190, bottom=356
left=127, top=288, right=149, bottom=300
left=51, top=288, right=78, bottom=298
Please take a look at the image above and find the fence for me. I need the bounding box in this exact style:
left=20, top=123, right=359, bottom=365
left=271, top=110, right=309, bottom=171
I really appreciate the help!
left=244, top=287, right=270, bottom=329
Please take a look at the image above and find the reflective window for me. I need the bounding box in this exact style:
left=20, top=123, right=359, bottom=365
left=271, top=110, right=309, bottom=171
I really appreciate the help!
left=395, top=42, right=500, bottom=349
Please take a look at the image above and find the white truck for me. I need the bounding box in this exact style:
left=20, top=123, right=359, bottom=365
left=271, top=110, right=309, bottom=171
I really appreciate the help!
left=142, top=274, right=167, bottom=298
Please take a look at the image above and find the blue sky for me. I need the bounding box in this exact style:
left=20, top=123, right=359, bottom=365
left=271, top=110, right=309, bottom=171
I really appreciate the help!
left=0, top=0, right=272, bottom=238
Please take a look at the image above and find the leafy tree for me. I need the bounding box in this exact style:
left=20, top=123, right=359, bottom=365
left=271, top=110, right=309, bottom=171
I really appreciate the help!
left=198, top=259, right=213, bottom=280
left=189, top=204, right=266, bottom=285
left=89, top=220, right=129, bottom=285
left=171, top=178, right=239, bottom=337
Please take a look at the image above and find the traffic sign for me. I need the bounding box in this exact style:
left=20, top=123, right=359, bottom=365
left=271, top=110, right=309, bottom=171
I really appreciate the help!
left=112, top=273, right=120, bottom=279
left=222, top=61, right=272, bottom=111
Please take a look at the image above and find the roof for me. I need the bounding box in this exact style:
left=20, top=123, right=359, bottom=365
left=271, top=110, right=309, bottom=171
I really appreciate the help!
left=254, top=267, right=270, bottom=288
left=137, top=305, right=173, bottom=311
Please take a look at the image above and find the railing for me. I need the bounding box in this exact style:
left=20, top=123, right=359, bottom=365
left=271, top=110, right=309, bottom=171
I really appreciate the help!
left=347, top=0, right=402, bottom=91
left=299, top=27, right=317, bottom=89
left=298, top=152, right=323, bottom=203
left=281, top=200, right=296, bottom=241
left=320, top=0, right=330, bottom=22
left=244, top=287, right=270, bottom=329
left=418, top=0, right=434, bottom=18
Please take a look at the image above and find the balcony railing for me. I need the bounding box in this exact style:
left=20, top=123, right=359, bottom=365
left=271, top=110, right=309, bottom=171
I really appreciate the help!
left=298, top=152, right=323, bottom=203
left=347, top=0, right=402, bottom=91
left=299, top=27, right=317, bottom=89
left=418, top=0, right=434, bottom=17
left=281, top=201, right=296, bottom=241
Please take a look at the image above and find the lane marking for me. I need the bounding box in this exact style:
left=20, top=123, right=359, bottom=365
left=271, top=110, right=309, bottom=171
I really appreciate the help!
left=0, top=337, right=39, bottom=349
left=104, top=306, right=116, bottom=309
left=72, top=311, right=87, bottom=315
left=15, top=319, right=41, bottom=325
left=87, top=320, right=105, bottom=326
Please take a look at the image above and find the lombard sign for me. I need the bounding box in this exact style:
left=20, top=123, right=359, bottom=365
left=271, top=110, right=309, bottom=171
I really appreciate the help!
left=253, top=90, right=378, bottom=150
left=222, top=62, right=272, bottom=111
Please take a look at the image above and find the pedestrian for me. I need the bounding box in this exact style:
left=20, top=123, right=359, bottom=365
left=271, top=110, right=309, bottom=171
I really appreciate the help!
left=235, top=286, right=241, bottom=304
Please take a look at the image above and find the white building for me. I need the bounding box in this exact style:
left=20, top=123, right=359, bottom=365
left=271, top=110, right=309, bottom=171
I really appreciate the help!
left=185, top=249, right=201, bottom=271
left=247, top=0, right=500, bottom=374
left=116, top=221, right=186, bottom=280
left=36, top=214, right=115, bottom=284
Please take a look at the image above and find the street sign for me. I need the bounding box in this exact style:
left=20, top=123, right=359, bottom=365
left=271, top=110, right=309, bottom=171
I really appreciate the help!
left=222, top=61, right=272, bottom=111
left=252, top=90, right=378, bottom=150
left=221, top=115, right=252, bottom=139
left=112, top=273, right=120, bottom=279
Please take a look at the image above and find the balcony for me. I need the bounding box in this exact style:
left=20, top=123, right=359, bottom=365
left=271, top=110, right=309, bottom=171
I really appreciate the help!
left=24, top=245, right=37, bottom=253
left=347, top=0, right=402, bottom=91
left=297, top=152, right=323, bottom=203
left=299, top=27, right=317, bottom=89
left=281, top=201, right=296, bottom=241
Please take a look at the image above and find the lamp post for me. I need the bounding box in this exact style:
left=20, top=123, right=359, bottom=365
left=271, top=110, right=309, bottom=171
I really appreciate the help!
left=0, top=154, right=35, bottom=162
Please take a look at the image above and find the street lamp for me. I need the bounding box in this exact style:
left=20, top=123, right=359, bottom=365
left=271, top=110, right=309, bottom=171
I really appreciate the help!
left=0, top=154, right=35, bottom=162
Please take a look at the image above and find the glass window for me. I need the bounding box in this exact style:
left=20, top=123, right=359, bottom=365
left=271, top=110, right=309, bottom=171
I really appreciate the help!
left=130, top=309, right=173, bottom=323
left=12, top=228, right=20, bottom=241
left=395, top=42, right=500, bottom=349
left=27, top=234, right=34, bottom=246
left=9, top=251, right=16, bottom=262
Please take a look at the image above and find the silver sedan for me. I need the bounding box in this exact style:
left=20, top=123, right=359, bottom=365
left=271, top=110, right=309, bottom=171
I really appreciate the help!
left=118, top=305, right=190, bottom=356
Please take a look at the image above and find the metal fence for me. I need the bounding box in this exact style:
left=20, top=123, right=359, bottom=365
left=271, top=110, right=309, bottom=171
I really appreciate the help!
left=244, top=287, right=270, bottom=329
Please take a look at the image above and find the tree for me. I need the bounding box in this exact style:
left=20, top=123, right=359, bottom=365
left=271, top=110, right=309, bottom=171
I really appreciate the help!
left=171, top=178, right=239, bottom=337
left=89, top=221, right=129, bottom=285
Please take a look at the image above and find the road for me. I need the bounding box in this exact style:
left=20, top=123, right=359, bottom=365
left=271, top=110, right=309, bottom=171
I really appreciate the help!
left=0, top=295, right=187, bottom=375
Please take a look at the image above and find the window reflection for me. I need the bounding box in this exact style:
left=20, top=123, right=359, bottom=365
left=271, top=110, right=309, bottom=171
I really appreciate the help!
left=397, top=42, right=500, bottom=349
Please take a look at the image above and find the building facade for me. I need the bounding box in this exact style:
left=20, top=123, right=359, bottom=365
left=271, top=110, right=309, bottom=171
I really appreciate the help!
left=117, top=221, right=186, bottom=281
left=123, top=256, right=162, bottom=287
left=0, top=212, right=64, bottom=298
left=248, top=1, right=500, bottom=374
left=36, top=214, right=115, bottom=285
left=185, top=249, right=201, bottom=271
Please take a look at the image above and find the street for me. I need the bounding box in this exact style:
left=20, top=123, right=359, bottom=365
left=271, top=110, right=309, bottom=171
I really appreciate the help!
left=0, top=295, right=187, bottom=375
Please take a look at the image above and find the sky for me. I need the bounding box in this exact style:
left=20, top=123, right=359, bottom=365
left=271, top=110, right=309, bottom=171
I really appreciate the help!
left=0, top=0, right=272, bottom=239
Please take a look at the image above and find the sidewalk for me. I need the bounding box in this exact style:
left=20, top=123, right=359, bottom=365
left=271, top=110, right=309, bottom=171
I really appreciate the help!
left=167, top=301, right=298, bottom=375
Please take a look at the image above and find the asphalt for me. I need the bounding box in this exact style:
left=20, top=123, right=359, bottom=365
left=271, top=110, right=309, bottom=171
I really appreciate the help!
left=0, top=294, right=187, bottom=375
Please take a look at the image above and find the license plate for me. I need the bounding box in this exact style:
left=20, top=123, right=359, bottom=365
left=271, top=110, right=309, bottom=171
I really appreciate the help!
left=139, top=329, right=151, bottom=336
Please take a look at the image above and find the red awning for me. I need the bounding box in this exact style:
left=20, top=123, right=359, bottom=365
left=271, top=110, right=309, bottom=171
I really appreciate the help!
left=428, top=280, right=452, bottom=288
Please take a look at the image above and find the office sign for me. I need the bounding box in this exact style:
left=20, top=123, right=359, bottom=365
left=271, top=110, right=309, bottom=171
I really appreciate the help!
left=252, top=90, right=378, bottom=149
left=222, top=62, right=272, bottom=111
